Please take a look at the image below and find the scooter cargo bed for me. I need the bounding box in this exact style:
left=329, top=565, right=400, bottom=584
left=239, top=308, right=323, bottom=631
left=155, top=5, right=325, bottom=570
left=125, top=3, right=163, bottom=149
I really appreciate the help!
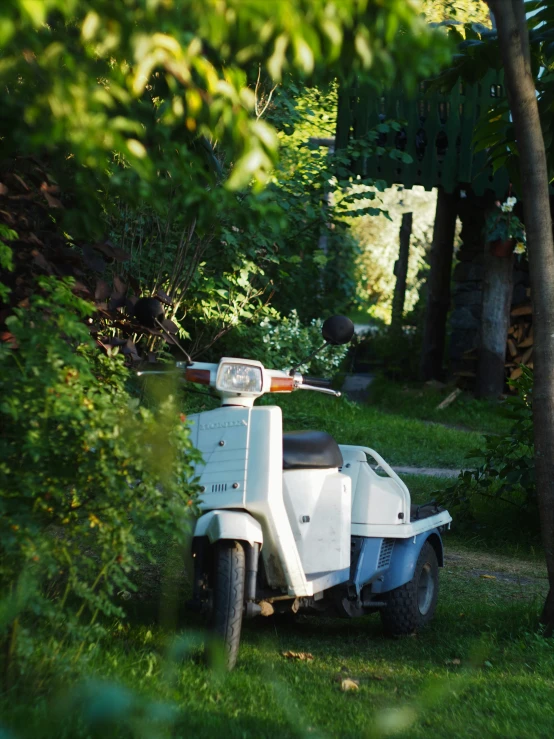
left=351, top=509, right=452, bottom=539
left=410, top=502, right=445, bottom=520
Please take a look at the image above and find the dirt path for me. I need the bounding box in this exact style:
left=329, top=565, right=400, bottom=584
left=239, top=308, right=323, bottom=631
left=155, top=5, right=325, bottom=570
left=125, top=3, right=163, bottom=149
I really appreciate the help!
left=444, top=545, right=548, bottom=600
left=370, top=463, right=462, bottom=477
left=341, top=373, right=374, bottom=401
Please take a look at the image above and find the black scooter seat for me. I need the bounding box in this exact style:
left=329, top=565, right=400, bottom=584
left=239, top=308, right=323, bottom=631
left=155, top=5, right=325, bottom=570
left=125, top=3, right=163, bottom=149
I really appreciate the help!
left=283, top=430, right=343, bottom=470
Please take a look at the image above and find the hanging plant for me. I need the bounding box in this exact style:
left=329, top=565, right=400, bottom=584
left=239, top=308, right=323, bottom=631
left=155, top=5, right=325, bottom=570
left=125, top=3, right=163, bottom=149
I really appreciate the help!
left=484, top=195, right=526, bottom=258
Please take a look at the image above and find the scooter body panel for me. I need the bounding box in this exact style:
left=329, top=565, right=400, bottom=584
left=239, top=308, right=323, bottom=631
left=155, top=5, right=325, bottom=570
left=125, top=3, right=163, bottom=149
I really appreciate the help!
left=283, top=468, right=351, bottom=577
left=339, top=445, right=409, bottom=526
left=189, top=405, right=351, bottom=597
left=188, top=406, right=250, bottom=509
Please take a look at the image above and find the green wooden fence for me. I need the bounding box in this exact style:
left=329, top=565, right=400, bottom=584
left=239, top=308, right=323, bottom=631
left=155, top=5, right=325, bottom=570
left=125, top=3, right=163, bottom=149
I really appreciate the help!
left=335, top=69, right=509, bottom=197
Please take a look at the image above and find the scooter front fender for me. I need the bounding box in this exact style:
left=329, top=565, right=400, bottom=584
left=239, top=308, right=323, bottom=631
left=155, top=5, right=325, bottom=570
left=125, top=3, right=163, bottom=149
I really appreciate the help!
left=194, top=510, right=263, bottom=547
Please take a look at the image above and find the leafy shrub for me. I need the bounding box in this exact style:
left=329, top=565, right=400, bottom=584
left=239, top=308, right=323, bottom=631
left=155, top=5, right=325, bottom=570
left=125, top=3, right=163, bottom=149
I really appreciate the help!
left=0, top=274, right=200, bottom=681
left=259, top=310, right=349, bottom=375
left=438, top=368, right=537, bottom=531
left=0, top=224, right=16, bottom=303
left=214, top=309, right=349, bottom=377
left=353, top=324, right=423, bottom=379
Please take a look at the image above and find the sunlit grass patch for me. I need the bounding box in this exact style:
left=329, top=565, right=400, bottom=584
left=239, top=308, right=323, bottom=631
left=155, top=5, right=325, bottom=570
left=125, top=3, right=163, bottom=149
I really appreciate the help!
left=368, top=375, right=513, bottom=436
left=264, top=391, right=485, bottom=469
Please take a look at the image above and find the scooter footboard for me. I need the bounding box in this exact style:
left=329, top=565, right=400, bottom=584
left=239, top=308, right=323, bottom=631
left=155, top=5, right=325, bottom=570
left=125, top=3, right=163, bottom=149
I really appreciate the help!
left=194, top=510, right=263, bottom=546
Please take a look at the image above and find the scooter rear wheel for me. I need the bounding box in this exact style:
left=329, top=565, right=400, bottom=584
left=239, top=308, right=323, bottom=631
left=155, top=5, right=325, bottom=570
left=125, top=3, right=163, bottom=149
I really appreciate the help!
left=212, top=540, right=245, bottom=670
left=380, top=541, right=439, bottom=637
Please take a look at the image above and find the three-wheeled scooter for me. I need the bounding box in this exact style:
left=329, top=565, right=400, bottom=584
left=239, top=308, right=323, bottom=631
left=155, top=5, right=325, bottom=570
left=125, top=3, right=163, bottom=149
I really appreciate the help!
left=182, top=316, right=452, bottom=669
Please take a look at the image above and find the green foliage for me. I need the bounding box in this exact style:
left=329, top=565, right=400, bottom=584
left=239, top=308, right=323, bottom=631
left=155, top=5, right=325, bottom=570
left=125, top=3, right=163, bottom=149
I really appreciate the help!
left=204, top=308, right=348, bottom=378
left=253, top=309, right=348, bottom=375
left=0, top=1, right=453, bottom=364
left=354, top=324, right=424, bottom=381
left=0, top=226, right=16, bottom=302
left=0, top=0, right=451, bottom=239
left=349, top=186, right=437, bottom=323
left=351, top=280, right=430, bottom=382
left=0, top=277, right=200, bottom=678
left=432, top=2, right=554, bottom=188
left=261, top=83, right=363, bottom=319
left=110, top=80, right=378, bottom=344
left=420, top=0, right=491, bottom=25
left=438, top=368, right=537, bottom=530
left=484, top=197, right=526, bottom=245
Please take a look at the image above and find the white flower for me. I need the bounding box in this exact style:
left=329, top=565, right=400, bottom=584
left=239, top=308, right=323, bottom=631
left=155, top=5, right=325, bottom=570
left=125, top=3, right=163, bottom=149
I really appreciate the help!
left=501, top=204, right=513, bottom=212
left=506, top=196, right=517, bottom=207
left=514, top=242, right=526, bottom=255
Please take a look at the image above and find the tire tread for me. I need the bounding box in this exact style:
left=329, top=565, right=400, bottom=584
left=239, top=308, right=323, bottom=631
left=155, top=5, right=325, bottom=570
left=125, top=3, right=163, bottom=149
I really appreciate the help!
left=213, top=541, right=245, bottom=669
left=380, top=541, right=439, bottom=637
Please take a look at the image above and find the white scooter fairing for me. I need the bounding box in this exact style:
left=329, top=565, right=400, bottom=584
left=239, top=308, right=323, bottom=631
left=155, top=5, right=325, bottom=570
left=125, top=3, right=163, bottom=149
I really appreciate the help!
left=174, top=320, right=452, bottom=668
left=189, top=404, right=351, bottom=596
left=185, top=357, right=451, bottom=608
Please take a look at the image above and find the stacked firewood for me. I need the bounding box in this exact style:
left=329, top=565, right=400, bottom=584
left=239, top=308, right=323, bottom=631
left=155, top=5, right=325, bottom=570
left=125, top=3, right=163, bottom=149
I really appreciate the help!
left=452, top=292, right=533, bottom=388
left=506, top=298, right=533, bottom=381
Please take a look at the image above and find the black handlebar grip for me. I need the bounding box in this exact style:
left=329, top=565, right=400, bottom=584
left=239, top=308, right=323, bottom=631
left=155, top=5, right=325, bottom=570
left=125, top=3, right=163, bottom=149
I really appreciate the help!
left=303, top=376, right=333, bottom=389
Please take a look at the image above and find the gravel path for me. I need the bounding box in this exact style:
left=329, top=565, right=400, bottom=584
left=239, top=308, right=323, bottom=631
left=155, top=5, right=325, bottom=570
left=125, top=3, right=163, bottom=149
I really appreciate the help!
left=341, top=372, right=374, bottom=400
left=390, top=465, right=461, bottom=479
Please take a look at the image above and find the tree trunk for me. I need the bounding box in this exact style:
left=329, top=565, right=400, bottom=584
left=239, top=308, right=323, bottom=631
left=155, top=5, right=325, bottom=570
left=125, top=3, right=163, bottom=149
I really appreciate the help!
left=390, top=212, right=412, bottom=338
left=476, top=249, right=514, bottom=398
left=420, top=189, right=457, bottom=381
left=489, top=0, right=554, bottom=632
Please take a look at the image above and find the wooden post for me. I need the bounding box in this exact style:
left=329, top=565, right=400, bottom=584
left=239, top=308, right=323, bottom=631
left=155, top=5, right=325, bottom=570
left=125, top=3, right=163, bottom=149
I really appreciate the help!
left=390, top=212, right=413, bottom=337
left=476, top=248, right=514, bottom=398
left=420, top=189, right=458, bottom=380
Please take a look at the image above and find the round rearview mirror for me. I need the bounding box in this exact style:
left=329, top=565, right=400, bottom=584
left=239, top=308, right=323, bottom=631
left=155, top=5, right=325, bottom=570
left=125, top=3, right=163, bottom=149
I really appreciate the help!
left=321, top=315, right=355, bottom=345
left=134, top=297, right=165, bottom=328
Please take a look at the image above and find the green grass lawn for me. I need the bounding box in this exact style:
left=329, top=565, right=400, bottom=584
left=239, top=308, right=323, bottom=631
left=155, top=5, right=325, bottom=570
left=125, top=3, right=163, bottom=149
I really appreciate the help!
left=3, top=389, right=541, bottom=739
left=263, top=392, right=484, bottom=470
left=3, top=529, right=550, bottom=739
left=367, top=376, right=514, bottom=436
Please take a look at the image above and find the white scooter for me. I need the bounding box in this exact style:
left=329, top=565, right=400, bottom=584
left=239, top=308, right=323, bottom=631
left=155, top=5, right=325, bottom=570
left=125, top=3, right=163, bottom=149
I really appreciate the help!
left=181, top=316, right=452, bottom=669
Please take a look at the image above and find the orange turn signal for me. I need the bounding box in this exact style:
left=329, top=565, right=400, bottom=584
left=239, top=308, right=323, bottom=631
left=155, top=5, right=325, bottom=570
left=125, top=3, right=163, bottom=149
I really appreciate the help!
left=270, top=376, right=294, bottom=393
left=185, top=368, right=211, bottom=385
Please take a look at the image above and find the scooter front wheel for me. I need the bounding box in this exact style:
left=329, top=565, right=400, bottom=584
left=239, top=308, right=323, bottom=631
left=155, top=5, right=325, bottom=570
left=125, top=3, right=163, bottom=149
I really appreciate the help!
left=212, top=540, right=245, bottom=670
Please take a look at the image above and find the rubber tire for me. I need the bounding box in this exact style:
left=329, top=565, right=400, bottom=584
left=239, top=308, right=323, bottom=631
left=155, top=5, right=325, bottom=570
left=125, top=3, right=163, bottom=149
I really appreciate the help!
left=380, top=541, right=439, bottom=637
left=212, top=540, right=245, bottom=670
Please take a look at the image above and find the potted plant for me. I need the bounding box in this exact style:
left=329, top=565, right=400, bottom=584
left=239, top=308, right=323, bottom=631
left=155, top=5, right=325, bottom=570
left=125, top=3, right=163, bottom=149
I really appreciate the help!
left=484, top=196, right=526, bottom=257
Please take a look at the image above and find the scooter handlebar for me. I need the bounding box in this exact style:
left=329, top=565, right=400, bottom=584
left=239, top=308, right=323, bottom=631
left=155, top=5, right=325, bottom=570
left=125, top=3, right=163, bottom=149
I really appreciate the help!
left=302, top=376, right=333, bottom=389
left=299, top=384, right=341, bottom=397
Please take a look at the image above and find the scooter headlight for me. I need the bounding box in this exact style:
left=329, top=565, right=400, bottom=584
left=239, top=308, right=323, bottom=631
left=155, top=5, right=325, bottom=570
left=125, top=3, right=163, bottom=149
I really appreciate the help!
left=216, top=362, right=263, bottom=394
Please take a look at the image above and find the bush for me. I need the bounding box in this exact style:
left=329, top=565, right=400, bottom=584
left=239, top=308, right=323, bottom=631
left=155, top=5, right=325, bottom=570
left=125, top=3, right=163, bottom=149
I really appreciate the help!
left=438, top=368, right=537, bottom=531
left=0, top=275, right=200, bottom=682
left=211, top=309, right=349, bottom=377
left=258, top=310, right=349, bottom=375
left=352, top=324, right=423, bottom=378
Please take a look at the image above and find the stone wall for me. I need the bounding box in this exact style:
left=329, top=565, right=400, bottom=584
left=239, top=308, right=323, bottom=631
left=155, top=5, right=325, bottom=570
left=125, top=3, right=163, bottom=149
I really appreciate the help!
left=449, top=192, right=530, bottom=382
left=449, top=193, right=487, bottom=376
